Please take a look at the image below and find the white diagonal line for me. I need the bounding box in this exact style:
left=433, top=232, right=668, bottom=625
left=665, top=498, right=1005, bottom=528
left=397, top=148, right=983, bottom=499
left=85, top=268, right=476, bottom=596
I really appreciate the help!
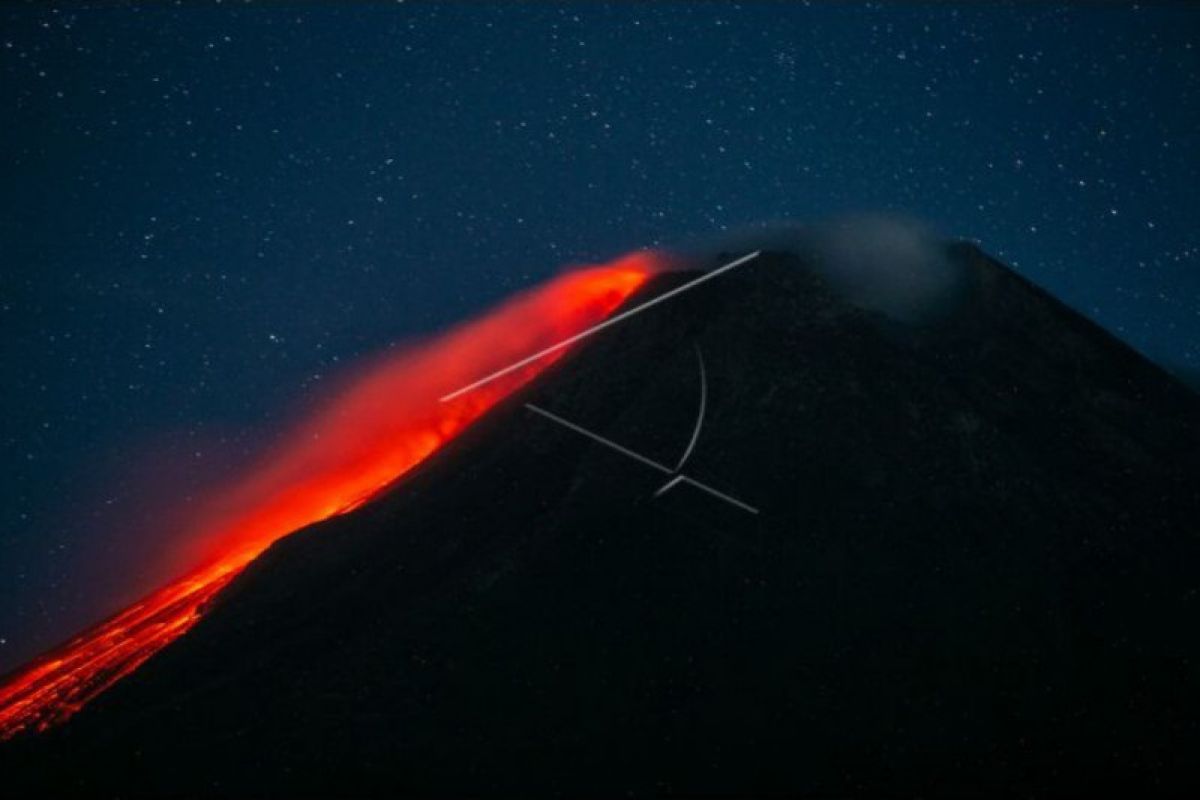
left=680, top=476, right=760, bottom=515
left=439, top=251, right=760, bottom=402
left=524, top=403, right=672, bottom=475
left=525, top=403, right=758, bottom=515
left=652, top=474, right=687, bottom=497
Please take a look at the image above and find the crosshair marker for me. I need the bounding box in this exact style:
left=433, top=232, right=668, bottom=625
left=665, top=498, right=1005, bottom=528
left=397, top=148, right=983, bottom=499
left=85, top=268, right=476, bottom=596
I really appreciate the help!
left=525, top=402, right=758, bottom=515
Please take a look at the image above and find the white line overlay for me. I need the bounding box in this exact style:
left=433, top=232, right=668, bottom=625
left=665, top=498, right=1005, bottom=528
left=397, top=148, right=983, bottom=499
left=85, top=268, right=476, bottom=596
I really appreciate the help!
left=438, top=251, right=760, bottom=402
left=525, top=403, right=671, bottom=475
left=525, top=403, right=759, bottom=515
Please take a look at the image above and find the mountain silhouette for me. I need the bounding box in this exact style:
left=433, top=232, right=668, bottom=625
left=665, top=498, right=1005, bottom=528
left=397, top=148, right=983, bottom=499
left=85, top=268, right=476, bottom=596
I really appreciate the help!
left=4, top=244, right=1199, bottom=796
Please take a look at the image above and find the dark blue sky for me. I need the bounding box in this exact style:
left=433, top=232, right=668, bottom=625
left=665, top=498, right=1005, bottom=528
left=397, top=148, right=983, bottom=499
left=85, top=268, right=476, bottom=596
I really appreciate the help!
left=1, top=2, right=1198, bottom=670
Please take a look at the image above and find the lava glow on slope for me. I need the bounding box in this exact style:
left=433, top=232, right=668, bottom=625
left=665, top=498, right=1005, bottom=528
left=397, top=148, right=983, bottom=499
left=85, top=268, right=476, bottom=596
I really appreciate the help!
left=0, top=253, right=657, bottom=740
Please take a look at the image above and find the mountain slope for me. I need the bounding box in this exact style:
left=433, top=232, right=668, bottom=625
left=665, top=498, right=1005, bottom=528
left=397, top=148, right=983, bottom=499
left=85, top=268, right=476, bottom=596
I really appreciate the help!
left=5, top=245, right=1199, bottom=796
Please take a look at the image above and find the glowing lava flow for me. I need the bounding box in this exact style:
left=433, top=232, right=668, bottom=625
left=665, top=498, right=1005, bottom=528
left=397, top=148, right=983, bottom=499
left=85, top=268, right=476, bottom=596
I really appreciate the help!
left=0, top=253, right=657, bottom=740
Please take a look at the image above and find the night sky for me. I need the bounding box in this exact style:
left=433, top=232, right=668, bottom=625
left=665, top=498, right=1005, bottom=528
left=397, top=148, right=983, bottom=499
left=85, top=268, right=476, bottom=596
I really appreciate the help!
left=1, top=2, right=1198, bottom=672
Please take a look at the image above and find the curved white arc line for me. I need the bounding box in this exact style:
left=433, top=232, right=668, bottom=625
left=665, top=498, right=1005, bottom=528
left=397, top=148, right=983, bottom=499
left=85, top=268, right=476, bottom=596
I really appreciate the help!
left=653, top=474, right=687, bottom=498
left=673, top=343, right=707, bottom=472
left=525, top=402, right=757, bottom=515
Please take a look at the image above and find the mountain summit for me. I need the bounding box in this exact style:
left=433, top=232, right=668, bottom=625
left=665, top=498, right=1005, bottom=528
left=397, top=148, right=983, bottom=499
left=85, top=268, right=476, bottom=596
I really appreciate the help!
left=5, top=244, right=1199, bottom=796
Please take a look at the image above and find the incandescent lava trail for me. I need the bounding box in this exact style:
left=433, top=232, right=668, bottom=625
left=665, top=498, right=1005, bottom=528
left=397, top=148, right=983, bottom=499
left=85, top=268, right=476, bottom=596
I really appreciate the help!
left=0, top=253, right=658, bottom=740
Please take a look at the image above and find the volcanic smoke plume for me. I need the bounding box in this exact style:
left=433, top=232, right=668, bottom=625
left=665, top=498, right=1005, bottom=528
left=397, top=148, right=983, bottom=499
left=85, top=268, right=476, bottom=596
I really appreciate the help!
left=0, top=253, right=657, bottom=739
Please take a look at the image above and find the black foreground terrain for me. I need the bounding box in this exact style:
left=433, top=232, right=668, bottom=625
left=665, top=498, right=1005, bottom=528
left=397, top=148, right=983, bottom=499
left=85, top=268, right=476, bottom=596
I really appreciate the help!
left=5, top=246, right=1199, bottom=796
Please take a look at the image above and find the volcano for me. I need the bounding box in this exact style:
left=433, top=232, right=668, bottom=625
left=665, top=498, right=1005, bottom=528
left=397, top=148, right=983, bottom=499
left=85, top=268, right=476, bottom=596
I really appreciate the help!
left=3, top=243, right=1199, bottom=796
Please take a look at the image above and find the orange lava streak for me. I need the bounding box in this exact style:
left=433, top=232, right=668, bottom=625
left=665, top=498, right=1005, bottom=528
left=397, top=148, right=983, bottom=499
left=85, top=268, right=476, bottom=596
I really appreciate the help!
left=0, top=253, right=657, bottom=740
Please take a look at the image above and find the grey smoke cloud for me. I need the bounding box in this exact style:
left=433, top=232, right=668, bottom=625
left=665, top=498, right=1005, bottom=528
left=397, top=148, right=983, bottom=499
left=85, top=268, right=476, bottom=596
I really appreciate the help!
left=689, top=214, right=966, bottom=323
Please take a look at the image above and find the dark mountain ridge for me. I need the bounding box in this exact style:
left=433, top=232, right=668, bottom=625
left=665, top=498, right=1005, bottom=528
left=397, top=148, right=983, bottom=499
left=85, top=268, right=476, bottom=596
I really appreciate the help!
left=4, top=244, right=1199, bottom=796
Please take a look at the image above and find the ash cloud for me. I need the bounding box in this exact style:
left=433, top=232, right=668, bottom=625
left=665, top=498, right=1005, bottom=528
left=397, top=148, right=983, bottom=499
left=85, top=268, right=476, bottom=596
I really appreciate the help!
left=689, top=214, right=967, bottom=323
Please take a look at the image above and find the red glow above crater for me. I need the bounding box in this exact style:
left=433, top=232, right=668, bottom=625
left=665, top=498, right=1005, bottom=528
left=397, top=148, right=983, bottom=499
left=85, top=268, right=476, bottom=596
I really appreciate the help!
left=0, top=252, right=657, bottom=740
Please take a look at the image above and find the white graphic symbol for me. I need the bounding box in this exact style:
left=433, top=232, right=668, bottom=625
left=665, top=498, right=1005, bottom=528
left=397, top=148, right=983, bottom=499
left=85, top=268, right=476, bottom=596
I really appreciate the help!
left=441, top=251, right=762, bottom=515
left=525, top=343, right=758, bottom=515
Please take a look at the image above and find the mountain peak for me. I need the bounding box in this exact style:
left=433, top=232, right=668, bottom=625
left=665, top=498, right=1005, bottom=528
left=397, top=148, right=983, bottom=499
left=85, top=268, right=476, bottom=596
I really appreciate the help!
left=4, top=246, right=1198, bottom=796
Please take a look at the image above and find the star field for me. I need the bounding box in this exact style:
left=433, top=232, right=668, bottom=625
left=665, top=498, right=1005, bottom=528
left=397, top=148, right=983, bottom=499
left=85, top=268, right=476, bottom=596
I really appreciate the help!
left=1, top=2, right=1198, bottom=670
